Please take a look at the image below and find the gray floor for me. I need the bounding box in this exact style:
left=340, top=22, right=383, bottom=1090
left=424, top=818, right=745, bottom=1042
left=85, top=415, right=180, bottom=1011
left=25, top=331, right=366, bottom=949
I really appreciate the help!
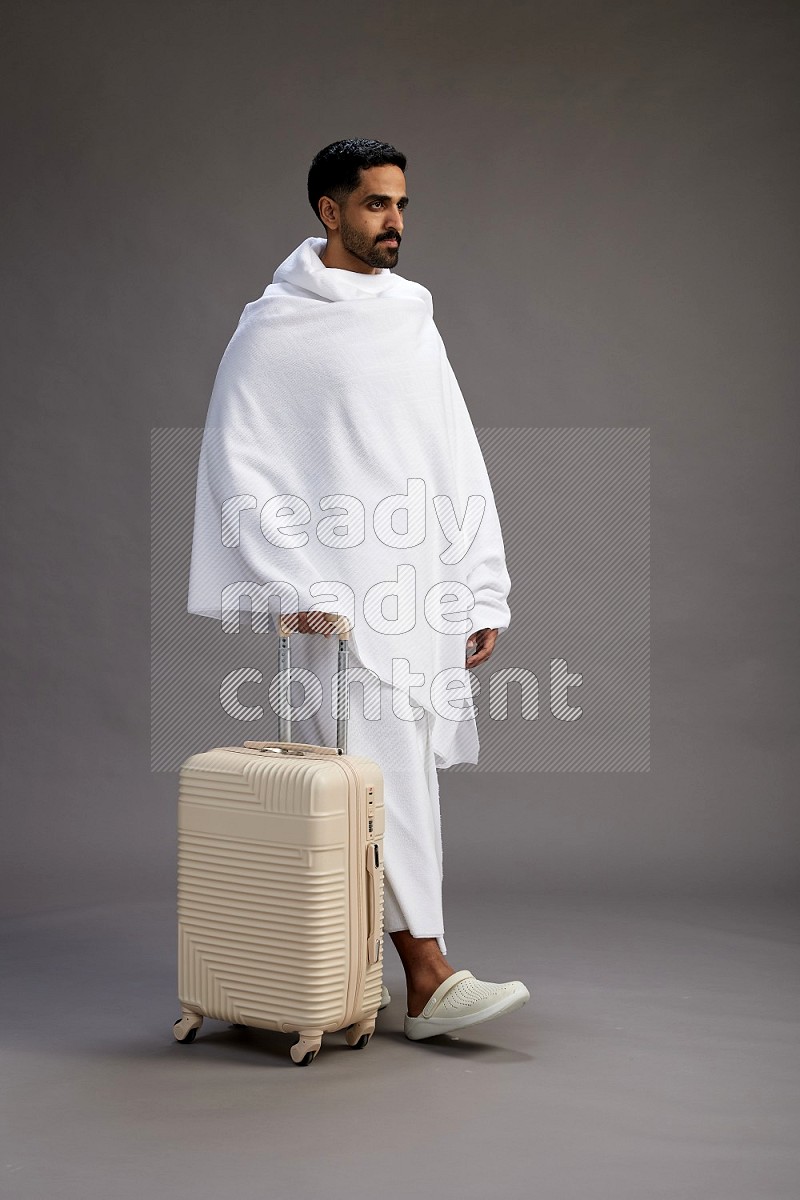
left=2, top=892, right=798, bottom=1200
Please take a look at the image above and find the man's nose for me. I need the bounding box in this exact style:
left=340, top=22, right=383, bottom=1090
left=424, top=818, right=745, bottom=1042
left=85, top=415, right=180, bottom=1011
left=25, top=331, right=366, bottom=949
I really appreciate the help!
left=385, top=207, right=403, bottom=231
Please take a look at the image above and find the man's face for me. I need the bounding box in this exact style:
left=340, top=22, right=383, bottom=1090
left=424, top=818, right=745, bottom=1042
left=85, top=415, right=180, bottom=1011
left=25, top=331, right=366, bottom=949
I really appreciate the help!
left=336, top=164, right=407, bottom=269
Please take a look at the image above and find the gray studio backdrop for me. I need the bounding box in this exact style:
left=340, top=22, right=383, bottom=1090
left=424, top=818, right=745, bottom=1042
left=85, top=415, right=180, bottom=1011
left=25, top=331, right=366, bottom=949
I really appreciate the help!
left=2, top=0, right=797, bottom=916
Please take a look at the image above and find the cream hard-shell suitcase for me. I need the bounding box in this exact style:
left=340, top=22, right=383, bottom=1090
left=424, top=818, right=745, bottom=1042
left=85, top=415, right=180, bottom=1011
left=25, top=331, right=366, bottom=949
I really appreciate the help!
left=172, top=613, right=385, bottom=1066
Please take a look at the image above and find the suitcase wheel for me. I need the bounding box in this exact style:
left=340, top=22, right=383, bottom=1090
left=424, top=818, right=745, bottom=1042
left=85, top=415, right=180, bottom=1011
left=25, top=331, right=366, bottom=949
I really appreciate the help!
left=290, top=1032, right=323, bottom=1065
left=173, top=1013, right=203, bottom=1043
left=344, top=1018, right=376, bottom=1048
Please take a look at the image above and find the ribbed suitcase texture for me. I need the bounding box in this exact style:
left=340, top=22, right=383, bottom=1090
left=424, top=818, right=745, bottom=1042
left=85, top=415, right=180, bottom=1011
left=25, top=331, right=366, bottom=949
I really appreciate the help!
left=172, top=616, right=386, bottom=1066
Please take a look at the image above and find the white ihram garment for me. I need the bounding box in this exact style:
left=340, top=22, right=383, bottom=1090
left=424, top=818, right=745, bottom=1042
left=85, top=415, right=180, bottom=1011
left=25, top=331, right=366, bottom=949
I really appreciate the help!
left=187, top=236, right=513, bottom=950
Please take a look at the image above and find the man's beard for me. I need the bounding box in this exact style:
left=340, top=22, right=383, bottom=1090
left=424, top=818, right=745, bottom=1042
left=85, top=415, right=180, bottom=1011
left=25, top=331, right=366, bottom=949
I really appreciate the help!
left=339, top=216, right=400, bottom=269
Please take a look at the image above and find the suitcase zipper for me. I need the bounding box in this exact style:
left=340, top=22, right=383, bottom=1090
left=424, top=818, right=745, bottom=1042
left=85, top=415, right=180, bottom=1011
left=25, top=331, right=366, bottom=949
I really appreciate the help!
left=337, top=756, right=368, bottom=1024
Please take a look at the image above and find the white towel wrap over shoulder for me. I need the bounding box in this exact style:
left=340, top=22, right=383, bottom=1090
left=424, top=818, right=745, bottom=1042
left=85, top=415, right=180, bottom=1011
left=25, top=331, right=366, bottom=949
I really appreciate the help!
left=188, top=237, right=511, bottom=768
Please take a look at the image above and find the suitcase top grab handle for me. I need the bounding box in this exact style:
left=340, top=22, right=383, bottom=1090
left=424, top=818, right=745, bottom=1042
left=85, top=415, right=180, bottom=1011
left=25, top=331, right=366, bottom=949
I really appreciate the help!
left=273, top=611, right=352, bottom=754
left=243, top=740, right=343, bottom=758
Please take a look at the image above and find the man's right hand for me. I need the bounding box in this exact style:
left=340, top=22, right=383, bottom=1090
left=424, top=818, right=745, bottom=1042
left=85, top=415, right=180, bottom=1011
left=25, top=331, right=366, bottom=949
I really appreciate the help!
left=281, top=611, right=337, bottom=637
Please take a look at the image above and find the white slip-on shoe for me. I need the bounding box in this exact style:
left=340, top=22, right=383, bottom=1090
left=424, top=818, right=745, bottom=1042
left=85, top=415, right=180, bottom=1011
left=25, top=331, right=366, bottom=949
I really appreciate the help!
left=379, top=983, right=391, bottom=1010
left=403, top=969, right=530, bottom=1041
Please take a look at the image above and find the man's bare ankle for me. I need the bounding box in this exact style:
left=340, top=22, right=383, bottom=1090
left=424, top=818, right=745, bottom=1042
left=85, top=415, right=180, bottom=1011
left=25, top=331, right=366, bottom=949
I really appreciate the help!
left=407, top=962, right=456, bottom=994
left=406, top=965, right=457, bottom=1016
left=388, top=930, right=456, bottom=999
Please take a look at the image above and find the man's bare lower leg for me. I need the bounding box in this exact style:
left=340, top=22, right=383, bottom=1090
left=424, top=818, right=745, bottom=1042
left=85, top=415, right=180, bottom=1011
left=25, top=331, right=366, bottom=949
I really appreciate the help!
left=388, top=929, right=457, bottom=1017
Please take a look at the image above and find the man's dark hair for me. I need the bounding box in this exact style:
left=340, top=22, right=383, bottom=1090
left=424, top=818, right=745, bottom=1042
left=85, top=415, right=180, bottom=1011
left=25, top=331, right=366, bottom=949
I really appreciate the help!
left=308, top=138, right=406, bottom=226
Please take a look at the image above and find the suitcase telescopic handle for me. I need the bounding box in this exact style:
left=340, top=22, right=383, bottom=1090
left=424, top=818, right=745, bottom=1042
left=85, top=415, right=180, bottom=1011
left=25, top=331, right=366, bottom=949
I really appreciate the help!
left=276, top=612, right=351, bottom=641
left=274, top=611, right=352, bottom=755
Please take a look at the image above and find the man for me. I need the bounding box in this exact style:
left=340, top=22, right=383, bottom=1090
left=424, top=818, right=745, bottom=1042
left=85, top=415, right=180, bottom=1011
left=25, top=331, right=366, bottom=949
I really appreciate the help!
left=188, top=138, right=529, bottom=1039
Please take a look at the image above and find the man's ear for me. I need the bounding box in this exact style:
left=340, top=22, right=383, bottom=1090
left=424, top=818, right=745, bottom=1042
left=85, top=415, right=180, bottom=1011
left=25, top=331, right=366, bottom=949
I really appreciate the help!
left=318, top=196, right=339, bottom=232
